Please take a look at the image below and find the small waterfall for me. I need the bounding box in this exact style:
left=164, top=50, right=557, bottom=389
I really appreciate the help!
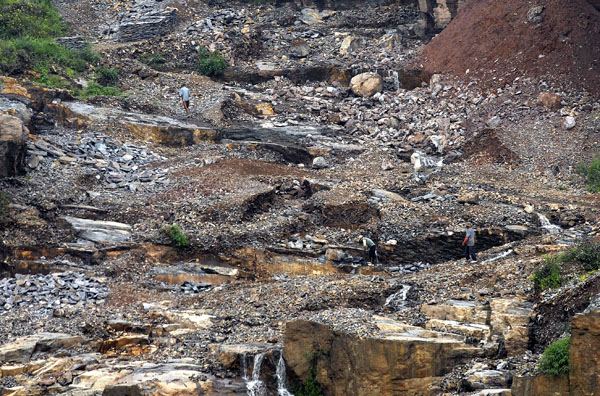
left=384, top=284, right=411, bottom=308
left=276, top=351, right=294, bottom=396
left=246, top=352, right=267, bottom=396
left=537, top=213, right=562, bottom=234
left=241, top=352, right=248, bottom=380
left=480, top=249, right=514, bottom=264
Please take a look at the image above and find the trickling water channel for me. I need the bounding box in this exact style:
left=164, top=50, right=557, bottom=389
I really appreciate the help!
left=244, top=350, right=295, bottom=396
left=537, top=213, right=563, bottom=235
left=480, top=249, right=514, bottom=264
left=384, top=284, right=412, bottom=310
left=276, top=351, right=294, bottom=396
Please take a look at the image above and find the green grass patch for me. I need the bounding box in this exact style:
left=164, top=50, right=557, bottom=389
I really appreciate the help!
left=0, top=0, right=101, bottom=81
left=197, top=46, right=227, bottom=77
left=532, top=255, right=563, bottom=290
left=539, top=337, right=570, bottom=376
left=577, top=155, right=600, bottom=192
left=141, top=53, right=166, bottom=69
left=75, top=81, right=126, bottom=99
left=163, top=224, right=190, bottom=248
left=95, top=66, right=119, bottom=86
left=35, top=71, right=69, bottom=88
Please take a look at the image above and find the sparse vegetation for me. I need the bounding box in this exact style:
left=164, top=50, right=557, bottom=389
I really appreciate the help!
left=141, top=53, right=166, bottom=69
left=539, top=337, right=571, bottom=376
left=163, top=224, right=190, bottom=248
left=577, top=155, right=600, bottom=192
left=295, top=366, right=325, bottom=396
left=196, top=46, right=227, bottom=77
left=532, top=241, right=600, bottom=290
left=75, top=82, right=126, bottom=99
left=533, top=255, right=563, bottom=290
left=562, top=241, right=600, bottom=272
left=95, top=66, right=119, bottom=86
left=0, top=192, right=9, bottom=221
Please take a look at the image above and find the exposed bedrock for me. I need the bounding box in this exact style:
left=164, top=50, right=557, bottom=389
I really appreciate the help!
left=284, top=318, right=483, bottom=396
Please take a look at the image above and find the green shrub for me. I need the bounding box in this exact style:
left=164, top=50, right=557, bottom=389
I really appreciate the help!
left=196, top=47, right=227, bottom=77
left=532, top=256, right=563, bottom=290
left=578, top=155, right=600, bottom=192
left=95, top=66, right=119, bottom=86
left=75, top=81, right=124, bottom=98
left=539, top=337, right=570, bottom=376
left=0, top=0, right=66, bottom=39
left=295, top=367, right=324, bottom=396
left=0, top=40, right=18, bottom=73
left=163, top=224, right=190, bottom=248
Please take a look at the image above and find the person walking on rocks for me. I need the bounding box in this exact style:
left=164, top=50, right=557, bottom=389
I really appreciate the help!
left=179, top=86, right=190, bottom=115
left=361, top=236, right=377, bottom=265
left=462, top=223, right=477, bottom=263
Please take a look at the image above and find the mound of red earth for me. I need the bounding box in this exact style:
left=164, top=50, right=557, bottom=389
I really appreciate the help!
left=417, top=0, right=600, bottom=95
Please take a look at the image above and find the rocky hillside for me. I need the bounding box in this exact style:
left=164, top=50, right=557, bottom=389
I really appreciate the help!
left=0, top=0, right=599, bottom=395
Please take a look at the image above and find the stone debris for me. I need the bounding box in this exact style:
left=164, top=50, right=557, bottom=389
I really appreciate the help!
left=0, top=0, right=599, bottom=395
left=0, top=272, right=108, bottom=312
left=26, top=128, right=170, bottom=191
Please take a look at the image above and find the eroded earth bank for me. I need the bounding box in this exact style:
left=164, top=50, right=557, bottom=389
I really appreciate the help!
left=1, top=0, right=600, bottom=395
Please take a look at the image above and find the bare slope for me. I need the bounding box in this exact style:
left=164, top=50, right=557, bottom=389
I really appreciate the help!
left=418, top=0, right=600, bottom=95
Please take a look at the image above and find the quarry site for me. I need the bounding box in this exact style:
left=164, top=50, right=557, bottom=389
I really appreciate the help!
left=0, top=0, right=600, bottom=395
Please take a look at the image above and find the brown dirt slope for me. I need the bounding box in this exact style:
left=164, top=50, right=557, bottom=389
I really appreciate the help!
left=418, top=0, right=600, bottom=95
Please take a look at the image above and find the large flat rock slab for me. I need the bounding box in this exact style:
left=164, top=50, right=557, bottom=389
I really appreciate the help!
left=63, top=216, right=132, bottom=244
left=53, top=101, right=219, bottom=146
left=0, top=333, right=85, bottom=363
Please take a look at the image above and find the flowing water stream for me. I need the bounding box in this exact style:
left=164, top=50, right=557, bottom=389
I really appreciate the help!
left=384, top=284, right=412, bottom=309
left=244, top=350, right=295, bottom=396
left=537, top=213, right=563, bottom=234
left=480, top=249, right=514, bottom=264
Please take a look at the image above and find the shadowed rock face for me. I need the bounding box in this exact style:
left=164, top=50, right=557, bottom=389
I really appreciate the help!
left=512, top=304, right=600, bottom=396
left=418, top=0, right=467, bottom=32
left=570, top=308, right=600, bottom=396
left=0, top=114, right=27, bottom=177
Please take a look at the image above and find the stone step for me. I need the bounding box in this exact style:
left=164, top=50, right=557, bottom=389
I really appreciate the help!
left=421, top=299, right=490, bottom=324
left=424, top=319, right=491, bottom=340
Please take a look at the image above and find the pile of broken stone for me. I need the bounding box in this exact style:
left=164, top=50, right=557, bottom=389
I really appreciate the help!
left=27, top=129, right=170, bottom=192
left=0, top=271, right=108, bottom=312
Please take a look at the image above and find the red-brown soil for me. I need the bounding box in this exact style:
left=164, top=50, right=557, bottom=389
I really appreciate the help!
left=418, top=0, right=600, bottom=95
